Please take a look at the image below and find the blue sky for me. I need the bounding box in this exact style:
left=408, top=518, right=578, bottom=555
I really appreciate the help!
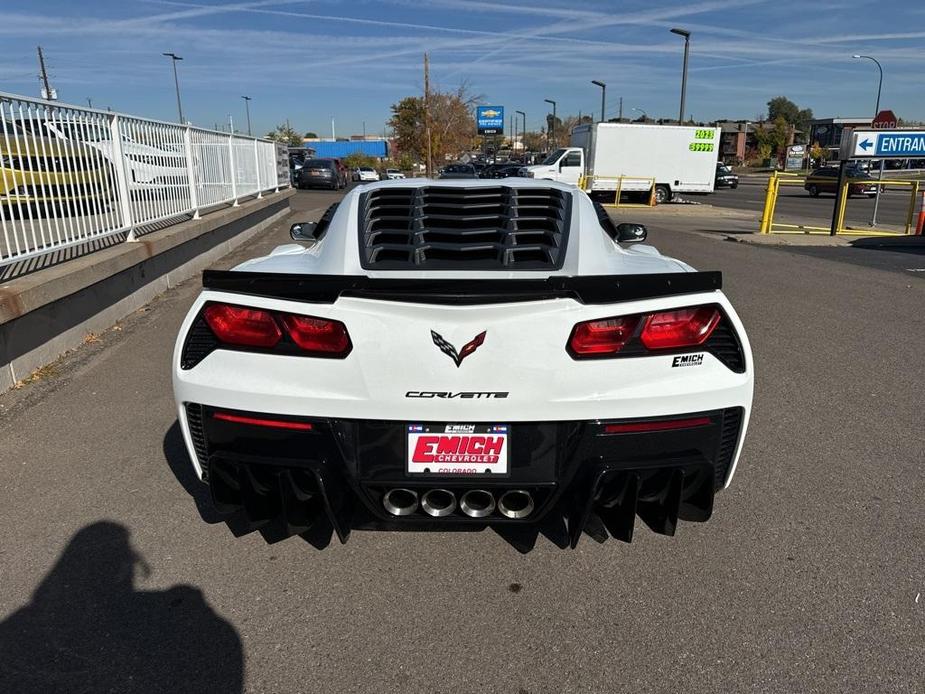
left=1, top=0, right=922, bottom=137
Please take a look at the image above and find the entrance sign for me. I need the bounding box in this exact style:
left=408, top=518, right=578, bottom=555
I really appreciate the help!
left=841, top=129, right=925, bottom=159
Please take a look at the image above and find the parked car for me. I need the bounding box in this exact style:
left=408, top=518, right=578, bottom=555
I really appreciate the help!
left=296, top=159, right=344, bottom=190
left=384, top=168, right=405, bottom=180
left=480, top=163, right=525, bottom=179
left=356, top=167, right=380, bottom=182
left=14, top=118, right=187, bottom=193
left=438, top=163, right=478, bottom=179
left=1, top=129, right=111, bottom=215
left=715, top=163, right=739, bottom=189
left=172, top=178, right=754, bottom=548
left=804, top=167, right=876, bottom=197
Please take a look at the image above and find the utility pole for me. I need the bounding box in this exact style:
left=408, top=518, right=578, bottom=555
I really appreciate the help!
left=331, top=116, right=335, bottom=140
left=619, top=97, right=623, bottom=121
left=37, top=46, right=55, bottom=100
left=363, top=120, right=366, bottom=138
left=87, top=97, right=93, bottom=108
left=424, top=52, right=433, bottom=177
left=241, top=96, right=252, bottom=136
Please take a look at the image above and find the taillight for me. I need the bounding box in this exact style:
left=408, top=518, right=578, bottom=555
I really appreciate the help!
left=640, top=307, right=720, bottom=350
left=280, top=315, right=351, bottom=357
left=568, top=316, right=639, bottom=356
left=568, top=305, right=725, bottom=360
left=204, top=304, right=281, bottom=348
left=201, top=303, right=351, bottom=358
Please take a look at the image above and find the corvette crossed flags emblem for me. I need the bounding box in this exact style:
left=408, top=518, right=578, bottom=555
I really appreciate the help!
left=431, top=330, right=487, bottom=367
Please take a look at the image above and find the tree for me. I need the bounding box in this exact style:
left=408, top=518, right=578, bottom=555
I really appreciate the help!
left=343, top=152, right=378, bottom=170
left=265, top=123, right=302, bottom=147
left=388, top=85, right=478, bottom=166
left=522, top=131, right=546, bottom=152
left=753, top=116, right=792, bottom=157
left=767, top=96, right=813, bottom=133
left=304, top=131, right=318, bottom=139
left=809, top=141, right=827, bottom=166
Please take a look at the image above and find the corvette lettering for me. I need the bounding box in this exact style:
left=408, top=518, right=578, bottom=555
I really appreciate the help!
left=411, top=435, right=505, bottom=464
left=405, top=391, right=509, bottom=399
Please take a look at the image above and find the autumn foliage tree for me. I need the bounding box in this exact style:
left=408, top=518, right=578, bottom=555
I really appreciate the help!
left=388, top=86, right=478, bottom=166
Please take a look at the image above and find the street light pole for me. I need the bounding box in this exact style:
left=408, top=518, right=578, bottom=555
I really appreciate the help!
left=516, top=110, right=526, bottom=155
left=241, top=96, right=252, bottom=136
left=670, top=28, right=691, bottom=124
left=162, top=52, right=184, bottom=123
left=853, top=54, right=885, bottom=226
left=544, top=99, right=557, bottom=148
left=591, top=80, right=606, bottom=122
left=853, top=54, right=883, bottom=116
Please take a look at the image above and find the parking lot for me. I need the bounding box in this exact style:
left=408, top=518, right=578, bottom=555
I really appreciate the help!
left=1, top=186, right=922, bottom=692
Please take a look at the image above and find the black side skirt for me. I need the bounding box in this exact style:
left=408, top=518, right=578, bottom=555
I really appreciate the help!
left=201, top=270, right=722, bottom=306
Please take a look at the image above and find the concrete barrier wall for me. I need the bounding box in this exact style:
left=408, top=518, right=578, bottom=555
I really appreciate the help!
left=0, top=190, right=294, bottom=391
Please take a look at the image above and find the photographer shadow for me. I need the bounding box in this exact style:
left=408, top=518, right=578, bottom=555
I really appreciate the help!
left=0, top=521, right=243, bottom=693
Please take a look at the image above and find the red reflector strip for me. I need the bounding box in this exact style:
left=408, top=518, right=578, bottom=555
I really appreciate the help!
left=603, top=417, right=712, bottom=434
left=212, top=411, right=313, bottom=431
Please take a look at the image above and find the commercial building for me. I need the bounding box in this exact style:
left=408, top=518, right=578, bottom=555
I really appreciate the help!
left=806, top=117, right=872, bottom=156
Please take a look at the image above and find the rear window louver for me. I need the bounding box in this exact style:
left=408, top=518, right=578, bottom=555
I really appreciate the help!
left=357, top=185, right=572, bottom=270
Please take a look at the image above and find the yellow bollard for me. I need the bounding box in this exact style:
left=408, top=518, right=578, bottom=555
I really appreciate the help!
left=759, top=173, right=777, bottom=234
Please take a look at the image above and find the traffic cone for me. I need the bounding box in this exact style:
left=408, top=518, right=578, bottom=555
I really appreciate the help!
left=917, top=189, right=925, bottom=235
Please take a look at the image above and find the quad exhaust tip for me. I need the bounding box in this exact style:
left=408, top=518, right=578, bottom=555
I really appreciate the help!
left=460, top=489, right=496, bottom=518
left=383, top=488, right=419, bottom=516
left=421, top=489, right=457, bottom=517
left=498, top=490, right=534, bottom=519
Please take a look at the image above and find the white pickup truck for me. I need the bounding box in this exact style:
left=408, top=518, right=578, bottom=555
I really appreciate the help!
left=525, top=122, right=721, bottom=203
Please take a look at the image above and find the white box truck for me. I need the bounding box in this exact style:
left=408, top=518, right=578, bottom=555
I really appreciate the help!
left=524, top=122, right=720, bottom=203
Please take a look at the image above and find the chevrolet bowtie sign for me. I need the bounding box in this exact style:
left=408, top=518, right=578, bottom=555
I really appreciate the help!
left=477, top=105, right=504, bottom=135
left=842, top=129, right=925, bottom=159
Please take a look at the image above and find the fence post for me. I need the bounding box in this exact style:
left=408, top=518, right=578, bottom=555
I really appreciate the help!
left=228, top=134, right=239, bottom=207
left=184, top=125, right=200, bottom=219
left=254, top=138, right=263, bottom=199
left=108, top=114, right=136, bottom=240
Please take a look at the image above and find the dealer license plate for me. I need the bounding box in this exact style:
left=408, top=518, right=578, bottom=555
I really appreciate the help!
left=407, top=424, right=509, bottom=475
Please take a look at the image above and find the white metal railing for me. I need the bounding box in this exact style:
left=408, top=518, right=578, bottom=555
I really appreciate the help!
left=0, top=91, right=288, bottom=268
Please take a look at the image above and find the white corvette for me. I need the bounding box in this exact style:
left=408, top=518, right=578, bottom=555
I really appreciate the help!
left=173, top=179, right=753, bottom=548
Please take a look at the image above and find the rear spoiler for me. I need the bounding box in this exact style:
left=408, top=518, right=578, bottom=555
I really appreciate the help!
left=201, top=270, right=722, bottom=306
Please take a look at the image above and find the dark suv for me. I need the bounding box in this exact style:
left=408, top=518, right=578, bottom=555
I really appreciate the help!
left=296, top=159, right=345, bottom=190
left=804, top=167, right=876, bottom=197
left=715, top=163, right=739, bottom=189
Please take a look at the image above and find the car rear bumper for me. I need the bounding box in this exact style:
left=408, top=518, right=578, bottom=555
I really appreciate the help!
left=181, top=403, right=745, bottom=548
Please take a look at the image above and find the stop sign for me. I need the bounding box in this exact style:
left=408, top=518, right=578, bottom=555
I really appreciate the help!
left=872, top=110, right=898, bottom=129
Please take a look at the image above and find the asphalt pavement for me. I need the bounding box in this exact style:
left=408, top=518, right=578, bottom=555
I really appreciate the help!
left=1, top=187, right=923, bottom=693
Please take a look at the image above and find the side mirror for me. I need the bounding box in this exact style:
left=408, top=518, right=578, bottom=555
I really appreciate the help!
left=615, top=223, right=647, bottom=243
left=289, top=222, right=318, bottom=241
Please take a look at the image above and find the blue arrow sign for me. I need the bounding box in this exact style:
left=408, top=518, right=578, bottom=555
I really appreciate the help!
left=876, top=133, right=925, bottom=157
left=859, top=138, right=873, bottom=151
